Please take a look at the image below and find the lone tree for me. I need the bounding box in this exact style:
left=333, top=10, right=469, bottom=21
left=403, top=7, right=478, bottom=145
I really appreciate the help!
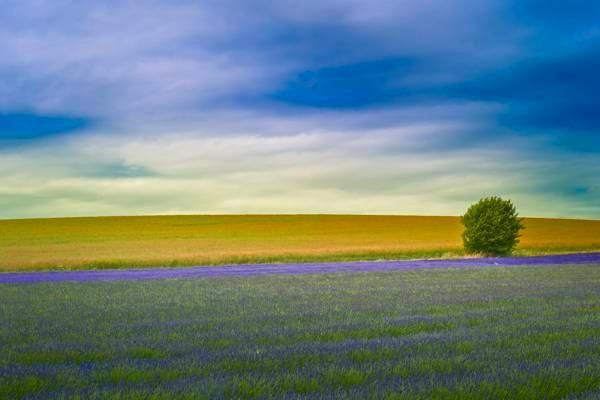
left=462, top=196, right=524, bottom=256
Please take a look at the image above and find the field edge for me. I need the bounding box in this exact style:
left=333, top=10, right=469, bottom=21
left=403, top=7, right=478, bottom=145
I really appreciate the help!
left=3, top=246, right=600, bottom=273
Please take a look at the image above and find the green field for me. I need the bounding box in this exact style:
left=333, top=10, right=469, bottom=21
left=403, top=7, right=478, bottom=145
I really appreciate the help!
left=2, top=264, right=600, bottom=399
left=1, top=215, right=599, bottom=271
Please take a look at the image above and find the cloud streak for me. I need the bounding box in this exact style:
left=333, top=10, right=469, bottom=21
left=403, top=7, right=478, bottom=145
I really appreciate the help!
left=0, top=0, right=598, bottom=218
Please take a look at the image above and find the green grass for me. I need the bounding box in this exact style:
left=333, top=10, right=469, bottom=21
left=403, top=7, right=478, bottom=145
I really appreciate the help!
left=1, top=264, right=600, bottom=398
left=0, top=214, right=599, bottom=271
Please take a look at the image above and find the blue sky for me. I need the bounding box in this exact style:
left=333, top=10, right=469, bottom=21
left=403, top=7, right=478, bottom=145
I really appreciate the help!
left=0, top=0, right=598, bottom=218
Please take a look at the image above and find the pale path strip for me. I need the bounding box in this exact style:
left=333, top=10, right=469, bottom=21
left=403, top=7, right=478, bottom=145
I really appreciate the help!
left=1, top=253, right=599, bottom=284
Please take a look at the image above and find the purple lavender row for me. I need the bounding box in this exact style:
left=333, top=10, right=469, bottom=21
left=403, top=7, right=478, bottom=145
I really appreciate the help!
left=1, top=252, right=599, bottom=284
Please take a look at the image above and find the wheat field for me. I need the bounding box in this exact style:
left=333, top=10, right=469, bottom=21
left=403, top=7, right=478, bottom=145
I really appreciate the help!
left=0, top=215, right=599, bottom=271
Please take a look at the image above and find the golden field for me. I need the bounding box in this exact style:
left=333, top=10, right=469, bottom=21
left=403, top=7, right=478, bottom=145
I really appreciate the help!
left=0, top=215, right=599, bottom=272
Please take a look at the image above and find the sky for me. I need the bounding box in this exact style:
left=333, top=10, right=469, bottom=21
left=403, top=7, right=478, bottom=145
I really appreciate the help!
left=0, top=0, right=599, bottom=219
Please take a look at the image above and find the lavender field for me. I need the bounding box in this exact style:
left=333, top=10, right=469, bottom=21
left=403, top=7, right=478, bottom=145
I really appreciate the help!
left=1, top=252, right=599, bottom=284
left=1, top=263, right=600, bottom=399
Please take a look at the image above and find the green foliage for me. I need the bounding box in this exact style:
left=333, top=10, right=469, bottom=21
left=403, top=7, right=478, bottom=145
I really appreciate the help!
left=462, top=197, right=525, bottom=256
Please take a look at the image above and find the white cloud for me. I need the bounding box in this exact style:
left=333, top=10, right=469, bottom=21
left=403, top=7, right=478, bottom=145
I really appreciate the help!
left=0, top=1, right=598, bottom=219
left=2, top=107, right=597, bottom=219
left=0, top=0, right=518, bottom=119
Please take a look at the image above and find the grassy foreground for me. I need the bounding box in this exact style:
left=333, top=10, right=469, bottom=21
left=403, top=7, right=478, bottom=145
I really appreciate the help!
left=1, top=215, right=599, bottom=271
left=1, top=265, right=600, bottom=399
